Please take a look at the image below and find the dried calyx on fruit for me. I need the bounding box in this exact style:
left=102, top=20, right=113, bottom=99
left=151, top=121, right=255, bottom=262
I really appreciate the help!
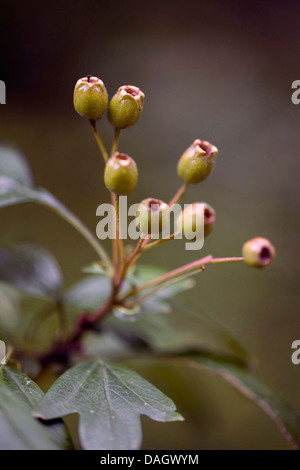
left=72, top=74, right=275, bottom=282
left=73, top=75, right=108, bottom=120
left=242, top=237, right=275, bottom=268
left=108, top=85, right=145, bottom=129
left=104, top=152, right=138, bottom=195
left=136, top=198, right=169, bottom=236
left=177, top=139, right=218, bottom=184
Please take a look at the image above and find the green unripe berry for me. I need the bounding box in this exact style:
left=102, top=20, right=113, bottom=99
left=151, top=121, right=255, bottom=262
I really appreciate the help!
left=104, top=152, right=138, bottom=195
left=108, top=85, right=145, bottom=129
left=242, top=237, right=275, bottom=268
left=136, top=198, right=169, bottom=236
left=177, top=139, right=218, bottom=184
left=176, top=202, right=215, bottom=240
left=73, top=75, right=108, bottom=120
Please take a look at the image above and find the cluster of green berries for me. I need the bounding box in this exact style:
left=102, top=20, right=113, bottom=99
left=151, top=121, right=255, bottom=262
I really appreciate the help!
left=74, top=76, right=144, bottom=128
left=74, top=75, right=275, bottom=269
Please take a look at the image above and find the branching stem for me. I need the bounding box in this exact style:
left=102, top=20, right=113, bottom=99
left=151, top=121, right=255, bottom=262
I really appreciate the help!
left=111, top=128, right=121, bottom=156
left=169, top=182, right=189, bottom=206
left=89, top=119, right=109, bottom=162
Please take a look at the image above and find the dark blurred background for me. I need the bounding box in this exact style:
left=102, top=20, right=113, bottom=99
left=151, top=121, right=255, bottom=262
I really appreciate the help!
left=1, top=0, right=300, bottom=449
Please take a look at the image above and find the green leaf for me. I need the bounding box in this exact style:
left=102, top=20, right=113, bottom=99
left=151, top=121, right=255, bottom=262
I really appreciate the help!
left=171, top=302, right=252, bottom=362
left=0, top=375, right=61, bottom=450
left=0, top=144, right=36, bottom=208
left=0, top=144, right=111, bottom=270
left=0, top=175, right=38, bottom=207
left=0, top=242, right=63, bottom=300
left=107, top=311, right=198, bottom=352
left=165, top=351, right=300, bottom=450
left=1, top=367, right=44, bottom=408
left=0, top=175, right=58, bottom=211
left=0, top=283, right=20, bottom=338
left=127, top=264, right=195, bottom=299
left=83, top=331, right=135, bottom=360
left=113, top=297, right=171, bottom=322
left=64, top=275, right=111, bottom=311
left=106, top=307, right=252, bottom=364
left=64, top=274, right=172, bottom=320
left=139, top=298, right=171, bottom=313
left=130, top=264, right=166, bottom=282
left=82, top=261, right=108, bottom=276
left=1, top=367, right=73, bottom=449
left=113, top=303, right=142, bottom=320
left=34, top=359, right=183, bottom=450
left=0, top=178, right=112, bottom=271
left=0, top=143, right=33, bottom=186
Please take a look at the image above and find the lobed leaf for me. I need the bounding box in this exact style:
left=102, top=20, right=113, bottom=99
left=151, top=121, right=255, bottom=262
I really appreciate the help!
left=0, top=143, right=33, bottom=186
left=64, top=275, right=171, bottom=320
left=0, top=371, right=62, bottom=449
left=0, top=175, right=39, bottom=207
left=34, top=359, right=183, bottom=450
left=81, top=261, right=108, bottom=276
left=64, top=275, right=111, bottom=311
left=164, top=351, right=300, bottom=450
left=127, top=264, right=195, bottom=299
left=0, top=283, right=20, bottom=338
left=0, top=242, right=63, bottom=300
left=0, top=367, right=72, bottom=449
left=105, top=307, right=252, bottom=364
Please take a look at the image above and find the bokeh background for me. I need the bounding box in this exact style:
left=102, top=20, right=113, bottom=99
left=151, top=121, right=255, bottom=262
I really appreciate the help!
left=1, top=0, right=300, bottom=449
